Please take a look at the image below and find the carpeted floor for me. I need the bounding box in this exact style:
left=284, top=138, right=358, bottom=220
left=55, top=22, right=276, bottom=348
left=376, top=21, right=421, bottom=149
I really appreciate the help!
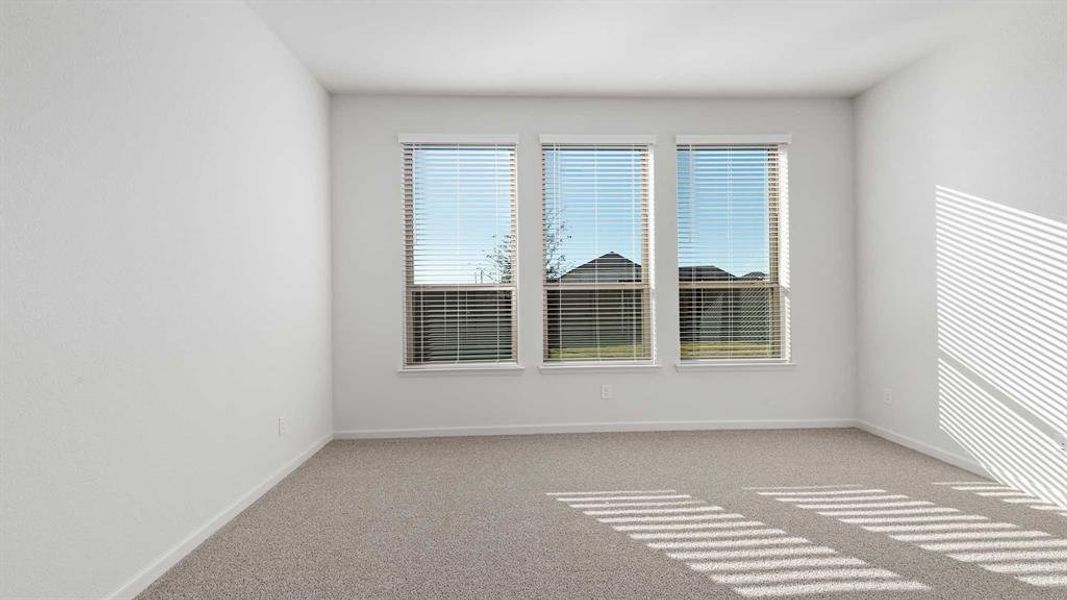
left=137, top=428, right=1067, bottom=599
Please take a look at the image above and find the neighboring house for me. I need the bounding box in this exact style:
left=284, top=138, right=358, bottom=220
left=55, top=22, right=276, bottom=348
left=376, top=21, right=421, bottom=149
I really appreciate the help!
left=678, top=266, right=772, bottom=346
left=407, top=288, right=514, bottom=363
left=551, top=252, right=772, bottom=349
left=552, top=251, right=641, bottom=283
left=554, top=251, right=767, bottom=284
left=678, top=264, right=732, bottom=282
left=546, top=252, right=645, bottom=353
left=547, top=252, right=771, bottom=353
left=411, top=252, right=772, bottom=362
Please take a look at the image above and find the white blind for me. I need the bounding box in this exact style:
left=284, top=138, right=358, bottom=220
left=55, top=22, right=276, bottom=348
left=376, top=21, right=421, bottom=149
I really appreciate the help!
left=402, top=142, right=517, bottom=365
left=677, top=143, right=789, bottom=361
left=542, top=143, right=653, bottom=362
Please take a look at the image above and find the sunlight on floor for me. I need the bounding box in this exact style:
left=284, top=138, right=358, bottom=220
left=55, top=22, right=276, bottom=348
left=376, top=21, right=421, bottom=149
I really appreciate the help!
left=932, top=481, right=1067, bottom=517
left=756, top=485, right=1067, bottom=588
left=548, top=488, right=927, bottom=596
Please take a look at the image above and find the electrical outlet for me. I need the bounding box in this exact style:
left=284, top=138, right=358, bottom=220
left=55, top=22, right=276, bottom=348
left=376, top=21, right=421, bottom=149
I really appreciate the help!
left=882, top=389, right=894, bottom=407
left=1057, top=434, right=1067, bottom=453
left=277, top=416, right=287, bottom=437
left=601, top=384, right=614, bottom=400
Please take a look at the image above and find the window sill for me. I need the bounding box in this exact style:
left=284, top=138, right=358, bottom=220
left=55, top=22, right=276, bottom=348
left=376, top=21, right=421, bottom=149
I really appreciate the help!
left=539, top=362, right=662, bottom=374
left=397, top=363, right=525, bottom=376
left=675, top=360, right=795, bottom=372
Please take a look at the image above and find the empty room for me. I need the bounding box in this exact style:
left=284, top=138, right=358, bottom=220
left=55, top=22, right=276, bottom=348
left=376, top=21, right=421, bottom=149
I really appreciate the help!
left=3, top=0, right=1067, bottom=598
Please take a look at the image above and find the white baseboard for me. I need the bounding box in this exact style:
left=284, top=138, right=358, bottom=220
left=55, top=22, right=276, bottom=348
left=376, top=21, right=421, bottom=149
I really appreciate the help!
left=338, top=419, right=991, bottom=480
left=855, top=419, right=989, bottom=478
left=334, top=418, right=858, bottom=439
left=106, top=433, right=333, bottom=600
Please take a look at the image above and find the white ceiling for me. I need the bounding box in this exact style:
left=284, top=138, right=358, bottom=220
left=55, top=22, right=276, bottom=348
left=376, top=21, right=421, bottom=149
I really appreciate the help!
left=247, top=0, right=996, bottom=97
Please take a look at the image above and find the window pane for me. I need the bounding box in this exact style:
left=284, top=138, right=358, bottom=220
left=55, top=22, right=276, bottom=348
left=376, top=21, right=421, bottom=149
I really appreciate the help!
left=408, top=289, right=514, bottom=364
left=542, top=144, right=652, bottom=362
left=543, top=146, right=648, bottom=283
left=403, top=143, right=517, bottom=366
left=677, top=147, right=771, bottom=280
left=677, top=144, right=786, bottom=361
left=679, top=287, right=778, bottom=359
left=545, top=288, right=649, bottom=361
left=411, top=146, right=515, bottom=285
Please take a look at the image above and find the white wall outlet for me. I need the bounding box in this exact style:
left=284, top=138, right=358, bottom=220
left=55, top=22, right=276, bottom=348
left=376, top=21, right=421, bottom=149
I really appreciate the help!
left=1057, top=434, right=1067, bottom=453
left=277, top=416, right=287, bottom=437
left=882, top=388, right=895, bottom=407
left=601, top=384, right=614, bottom=400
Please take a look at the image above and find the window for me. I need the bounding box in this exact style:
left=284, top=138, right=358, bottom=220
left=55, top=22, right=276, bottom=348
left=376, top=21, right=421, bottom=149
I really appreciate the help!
left=676, top=136, right=790, bottom=362
left=541, top=137, right=654, bottom=363
left=401, top=138, right=517, bottom=366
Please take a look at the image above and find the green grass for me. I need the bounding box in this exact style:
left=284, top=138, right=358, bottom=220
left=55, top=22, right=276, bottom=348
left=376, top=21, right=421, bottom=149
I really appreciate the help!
left=547, top=344, right=648, bottom=360
left=681, top=341, right=777, bottom=359
left=546, top=341, right=778, bottom=360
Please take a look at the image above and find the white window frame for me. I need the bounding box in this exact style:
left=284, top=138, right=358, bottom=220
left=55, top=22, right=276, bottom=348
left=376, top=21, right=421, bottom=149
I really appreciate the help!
left=397, top=134, right=523, bottom=373
left=539, top=134, right=658, bottom=369
left=674, top=134, right=793, bottom=369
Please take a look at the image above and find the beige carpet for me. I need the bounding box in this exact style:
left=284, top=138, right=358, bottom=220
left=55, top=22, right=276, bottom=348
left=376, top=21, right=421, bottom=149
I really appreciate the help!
left=137, top=428, right=1067, bottom=599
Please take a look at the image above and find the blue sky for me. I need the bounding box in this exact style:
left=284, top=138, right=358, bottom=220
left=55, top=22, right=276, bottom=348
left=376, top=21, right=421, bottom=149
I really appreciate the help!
left=411, top=146, right=514, bottom=285
left=411, top=146, right=771, bottom=284
left=543, top=146, right=648, bottom=275
left=677, top=146, right=771, bottom=277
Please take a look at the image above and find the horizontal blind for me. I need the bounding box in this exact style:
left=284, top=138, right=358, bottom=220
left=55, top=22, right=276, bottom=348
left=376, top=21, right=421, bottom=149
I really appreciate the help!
left=677, top=143, right=788, bottom=360
left=403, top=143, right=517, bottom=365
left=542, top=143, right=653, bottom=362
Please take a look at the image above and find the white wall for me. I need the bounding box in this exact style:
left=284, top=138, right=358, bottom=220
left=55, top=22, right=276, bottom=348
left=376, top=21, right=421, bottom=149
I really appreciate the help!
left=0, top=2, right=331, bottom=598
left=855, top=4, right=1067, bottom=498
left=332, top=95, right=855, bottom=435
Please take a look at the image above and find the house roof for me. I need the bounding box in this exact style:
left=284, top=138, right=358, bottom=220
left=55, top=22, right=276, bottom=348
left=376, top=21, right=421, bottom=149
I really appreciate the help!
left=556, top=252, right=641, bottom=283
left=679, top=264, right=730, bottom=281
left=555, top=252, right=768, bottom=283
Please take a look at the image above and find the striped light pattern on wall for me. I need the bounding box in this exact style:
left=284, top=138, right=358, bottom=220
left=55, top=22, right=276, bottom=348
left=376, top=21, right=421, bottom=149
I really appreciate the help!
left=934, top=186, right=1067, bottom=510
left=547, top=488, right=926, bottom=597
